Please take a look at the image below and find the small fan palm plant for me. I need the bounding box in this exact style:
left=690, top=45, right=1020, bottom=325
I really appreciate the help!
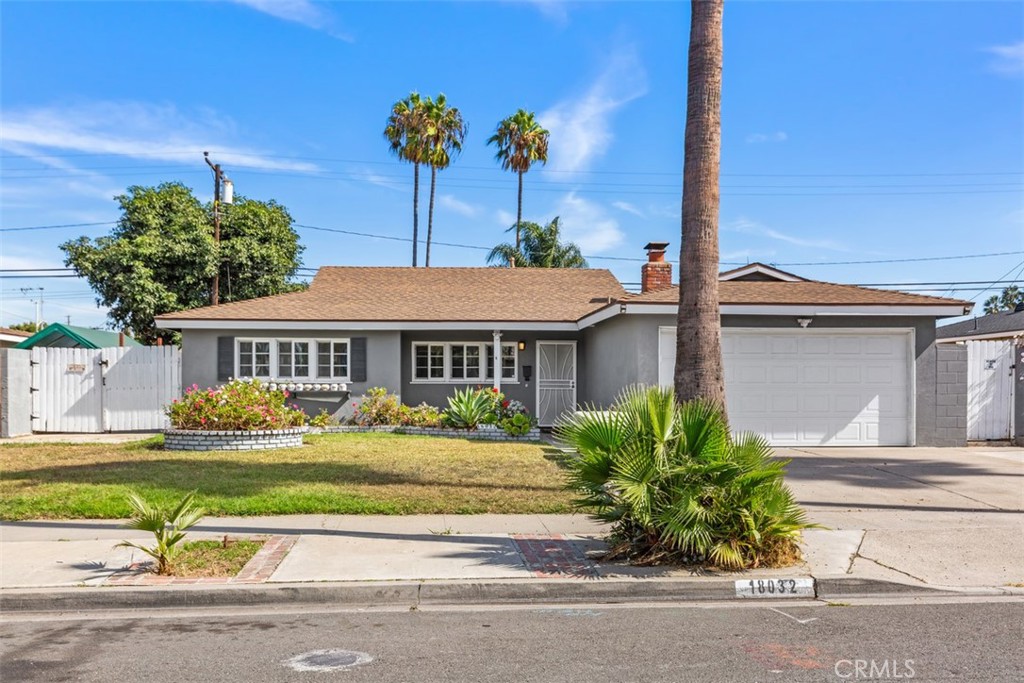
left=117, top=492, right=205, bottom=575
left=556, top=386, right=815, bottom=569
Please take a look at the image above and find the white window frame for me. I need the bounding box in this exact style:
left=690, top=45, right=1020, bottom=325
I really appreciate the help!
left=235, top=337, right=350, bottom=382
left=486, top=342, right=519, bottom=382
left=277, top=339, right=312, bottom=379
left=410, top=341, right=519, bottom=384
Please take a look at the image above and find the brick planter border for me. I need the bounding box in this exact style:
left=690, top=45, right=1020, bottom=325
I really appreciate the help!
left=106, top=535, right=297, bottom=586
left=322, top=424, right=541, bottom=442
left=163, top=427, right=307, bottom=451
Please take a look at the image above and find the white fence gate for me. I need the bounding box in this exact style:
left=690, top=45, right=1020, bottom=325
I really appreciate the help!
left=966, top=340, right=1014, bottom=441
left=31, top=346, right=181, bottom=433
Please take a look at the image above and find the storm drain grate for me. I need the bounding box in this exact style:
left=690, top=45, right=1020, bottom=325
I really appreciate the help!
left=283, top=649, right=373, bottom=672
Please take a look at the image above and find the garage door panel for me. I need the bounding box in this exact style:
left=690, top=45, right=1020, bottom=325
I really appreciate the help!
left=802, top=365, right=831, bottom=383
left=833, top=337, right=863, bottom=355
left=769, top=364, right=800, bottom=384
left=834, top=365, right=862, bottom=383
left=770, top=337, right=799, bottom=355
left=801, top=338, right=831, bottom=355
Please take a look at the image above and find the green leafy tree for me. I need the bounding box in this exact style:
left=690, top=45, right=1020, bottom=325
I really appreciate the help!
left=422, top=93, right=467, bottom=267
left=675, top=0, right=727, bottom=412
left=8, top=321, right=46, bottom=333
left=487, top=110, right=550, bottom=267
left=61, top=182, right=304, bottom=344
left=487, top=217, right=587, bottom=268
left=983, top=285, right=1024, bottom=315
left=384, top=92, right=428, bottom=266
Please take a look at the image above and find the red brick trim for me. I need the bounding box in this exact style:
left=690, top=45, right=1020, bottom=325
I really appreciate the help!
left=511, top=533, right=598, bottom=579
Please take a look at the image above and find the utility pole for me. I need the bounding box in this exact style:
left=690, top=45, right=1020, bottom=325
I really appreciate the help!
left=204, top=152, right=234, bottom=306
left=19, top=287, right=43, bottom=328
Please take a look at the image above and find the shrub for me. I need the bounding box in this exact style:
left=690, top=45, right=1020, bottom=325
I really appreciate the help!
left=167, top=379, right=306, bottom=431
left=500, top=413, right=534, bottom=436
left=308, top=409, right=339, bottom=428
left=556, top=385, right=815, bottom=570
left=443, top=387, right=494, bottom=429
left=354, top=389, right=442, bottom=427
left=116, top=492, right=204, bottom=575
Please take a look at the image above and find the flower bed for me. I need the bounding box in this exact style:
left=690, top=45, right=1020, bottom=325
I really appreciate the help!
left=164, top=427, right=307, bottom=451
left=324, top=425, right=541, bottom=441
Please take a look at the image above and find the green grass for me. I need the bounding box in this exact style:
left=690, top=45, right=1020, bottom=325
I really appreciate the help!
left=0, top=433, right=573, bottom=519
left=171, top=539, right=264, bottom=577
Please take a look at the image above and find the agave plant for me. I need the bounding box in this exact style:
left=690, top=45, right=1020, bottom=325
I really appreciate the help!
left=443, top=387, right=494, bottom=429
left=117, top=492, right=205, bottom=575
left=556, top=385, right=815, bottom=569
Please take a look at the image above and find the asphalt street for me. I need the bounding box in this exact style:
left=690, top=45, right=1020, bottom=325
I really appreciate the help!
left=2, top=598, right=1022, bottom=682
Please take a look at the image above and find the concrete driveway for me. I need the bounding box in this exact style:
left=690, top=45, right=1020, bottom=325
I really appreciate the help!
left=780, top=446, right=1024, bottom=589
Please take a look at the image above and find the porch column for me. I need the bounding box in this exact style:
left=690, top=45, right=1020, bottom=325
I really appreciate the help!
left=492, top=330, right=502, bottom=392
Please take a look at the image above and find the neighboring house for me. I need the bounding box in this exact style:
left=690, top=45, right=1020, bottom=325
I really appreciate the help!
left=155, top=242, right=972, bottom=447
left=937, top=305, right=1023, bottom=443
left=0, top=327, right=31, bottom=348
left=14, top=323, right=141, bottom=350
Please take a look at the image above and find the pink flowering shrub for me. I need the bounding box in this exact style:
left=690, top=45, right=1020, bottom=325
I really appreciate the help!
left=353, top=388, right=442, bottom=427
left=167, top=380, right=306, bottom=431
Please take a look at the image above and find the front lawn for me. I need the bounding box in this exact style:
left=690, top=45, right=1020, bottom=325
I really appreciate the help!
left=0, top=433, right=573, bottom=520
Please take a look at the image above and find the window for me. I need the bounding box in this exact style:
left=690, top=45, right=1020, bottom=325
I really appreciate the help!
left=414, top=344, right=446, bottom=380
left=411, top=342, right=518, bottom=383
left=236, top=338, right=349, bottom=380
left=317, top=341, right=349, bottom=379
left=238, top=340, right=271, bottom=378
left=486, top=343, right=518, bottom=380
left=278, top=341, right=310, bottom=378
left=450, top=344, right=482, bottom=380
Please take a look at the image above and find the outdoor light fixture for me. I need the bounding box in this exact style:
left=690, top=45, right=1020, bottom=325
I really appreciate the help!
left=796, top=318, right=813, bottom=328
left=518, top=340, right=526, bottom=351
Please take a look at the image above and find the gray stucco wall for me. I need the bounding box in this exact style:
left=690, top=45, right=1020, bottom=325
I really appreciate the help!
left=581, top=314, right=952, bottom=446
left=399, top=331, right=582, bottom=414
left=1, top=348, right=32, bottom=437
left=180, top=329, right=401, bottom=420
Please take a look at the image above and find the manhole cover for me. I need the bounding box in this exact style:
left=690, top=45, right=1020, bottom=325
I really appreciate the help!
left=284, top=649, right=373, bottom=672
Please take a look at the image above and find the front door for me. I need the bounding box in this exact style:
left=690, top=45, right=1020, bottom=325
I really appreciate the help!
left=537, top=341, right=577, bottom=427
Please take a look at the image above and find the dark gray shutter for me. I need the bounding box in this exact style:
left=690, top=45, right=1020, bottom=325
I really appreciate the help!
left=217, top=336, right=235, bottom=381
left=350, top=337, right=367, bottom=382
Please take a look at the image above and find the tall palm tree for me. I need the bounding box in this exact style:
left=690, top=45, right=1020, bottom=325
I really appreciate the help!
left=487, top=110, right=550, bottom=268
left=674, top=0, right=727, bottom=411
left=384, top=92, right=427, bottom=266
left=422, top=94, right=467, bottom=267
left=486, top=217, right=587, bottom=268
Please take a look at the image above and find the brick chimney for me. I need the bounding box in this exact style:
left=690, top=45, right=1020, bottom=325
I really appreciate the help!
left=641, top=242, right=672, bottom=293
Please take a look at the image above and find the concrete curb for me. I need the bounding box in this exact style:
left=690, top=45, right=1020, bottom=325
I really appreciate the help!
left=1, top=575, right=992, bottom=613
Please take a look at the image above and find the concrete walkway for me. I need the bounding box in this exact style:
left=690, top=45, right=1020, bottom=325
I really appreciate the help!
left=0, top=446, right=1021, bottom=598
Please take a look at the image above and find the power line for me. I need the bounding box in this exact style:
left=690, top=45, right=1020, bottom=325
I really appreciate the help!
left=971, top=260, right=1024, bottom=303
left=0, top=221, right=116, bottom=233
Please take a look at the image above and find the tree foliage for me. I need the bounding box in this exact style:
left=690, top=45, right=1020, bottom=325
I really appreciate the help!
left=487, top=110, right=550, bottom=263
left=983, top=285, right=1024, bottom=315
left=384, top=92, right=428, bottom=266
left=487, top=217, right=587, bottom=268
left=61, top=182, right=304, bottom=343
left=8, top=322, right=46, bottom=333
left=422, top=93, right=467, bottom=267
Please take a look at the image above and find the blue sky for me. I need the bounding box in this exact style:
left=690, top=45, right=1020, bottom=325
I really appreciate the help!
left=1, top=0, right=1022, bottom=329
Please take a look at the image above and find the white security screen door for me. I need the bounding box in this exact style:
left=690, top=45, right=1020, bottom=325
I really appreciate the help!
left=537, top=341, right=577, bottom=427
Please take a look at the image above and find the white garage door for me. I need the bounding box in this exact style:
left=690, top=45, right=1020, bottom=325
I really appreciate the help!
left=658, top=328, right=913, bottom=446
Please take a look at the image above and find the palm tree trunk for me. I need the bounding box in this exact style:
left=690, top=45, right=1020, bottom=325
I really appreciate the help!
left=513, top=170, right=524, bottom=269
left=674, top=0, right=726, bottom=413
left=412, top=164, right=420, bottom=267
left=426, top=165, right=437, bottom=267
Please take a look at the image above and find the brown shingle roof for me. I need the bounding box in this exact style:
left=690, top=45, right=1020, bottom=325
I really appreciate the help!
left=627, top=281, right=972, bottom=307
left=160, top=267, right=627, bottom=323
left=0, top=327, right=31, bottom=338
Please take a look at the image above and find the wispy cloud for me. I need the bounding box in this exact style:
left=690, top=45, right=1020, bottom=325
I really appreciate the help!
left=1, top=101, right=320, bottom=172
left=495, top=209, right=516, bottom=227
left=725, top=218, right=848, bottom=252
left=611, top=200, right=645, bottom=218
left=540, top=45, right=648, bottom=174
left=226, top=0, right=352, bottom=41
left=984, top=41, right=1024, bottom=76
left=745, top=131, right=788, bottom=144
left=438, top=195, right=480, bottom=218
left=521, top=0, right=569, bottom=25
left=554, top=192, right=624, bottom=252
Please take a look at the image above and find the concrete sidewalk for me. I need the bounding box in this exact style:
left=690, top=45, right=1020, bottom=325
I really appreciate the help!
left=1, top=446, right=1021, bottom=607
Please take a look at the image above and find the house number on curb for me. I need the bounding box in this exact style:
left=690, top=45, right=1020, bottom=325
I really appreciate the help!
left=734, top=578, right=814, bottom=598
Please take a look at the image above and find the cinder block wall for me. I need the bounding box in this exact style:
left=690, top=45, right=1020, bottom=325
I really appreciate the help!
left=0, top=349, right=32, bottom=437
left=933, top=344, right=968, bottom=446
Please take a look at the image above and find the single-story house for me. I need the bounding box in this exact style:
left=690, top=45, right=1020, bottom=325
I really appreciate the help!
left=14, top=323, right=141, bottom=350
left=156, top=242, right=973, bottom=447
left=0, top=327, right=31, bottom=348
left=937, top=305, right=1023, bottom=444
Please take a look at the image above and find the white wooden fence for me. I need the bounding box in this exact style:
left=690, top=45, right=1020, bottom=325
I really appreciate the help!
left=31, top=346, right=181, bottom=433
left=966, top=340, right=1014, bottom=441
